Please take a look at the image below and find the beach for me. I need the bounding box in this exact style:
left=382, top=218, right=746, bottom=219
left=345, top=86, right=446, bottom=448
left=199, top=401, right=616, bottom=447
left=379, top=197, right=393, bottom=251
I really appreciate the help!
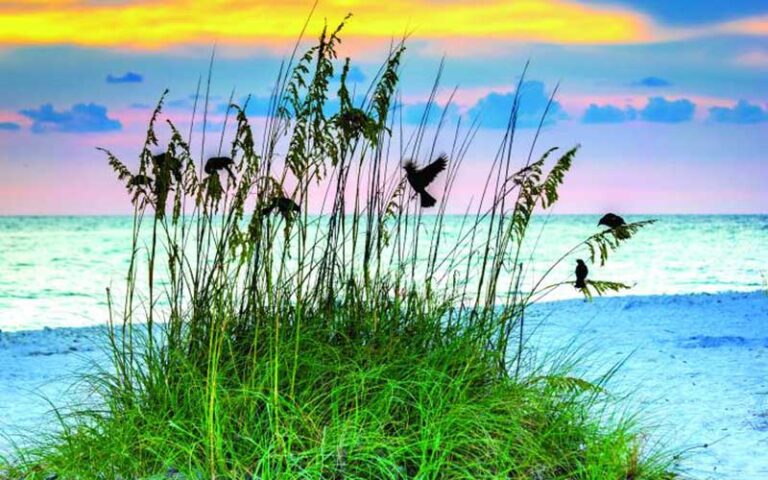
left=529, top=291, right=768, bottom=479
left=3, top=0, right=768, bottom=475
left=1, top=215, right=766, bottom=476
left=1, top=290, right=766, bottom=478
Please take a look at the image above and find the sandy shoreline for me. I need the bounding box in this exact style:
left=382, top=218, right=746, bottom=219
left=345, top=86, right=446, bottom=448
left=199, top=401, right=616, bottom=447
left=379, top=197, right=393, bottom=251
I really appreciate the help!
left=2, top=290, right=767, bottom=478
left=528, top=290, right=768, bottom=479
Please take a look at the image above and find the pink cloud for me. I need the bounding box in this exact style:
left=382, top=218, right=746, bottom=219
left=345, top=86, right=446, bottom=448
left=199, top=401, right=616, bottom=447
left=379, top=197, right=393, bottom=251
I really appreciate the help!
left=735, top=50, right=768, bottom=68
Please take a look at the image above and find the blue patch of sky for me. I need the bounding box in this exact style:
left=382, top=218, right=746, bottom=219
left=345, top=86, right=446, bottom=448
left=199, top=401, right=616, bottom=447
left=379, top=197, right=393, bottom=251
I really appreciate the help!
left=106, top=72, right=143, bottom=83
left=0, top=122, right=21, bottom=131
left=582, top=104, right=637, bottom=123
left=18, top=103, right=121, bottom=133
left=467, top=81, right=569, bottom=129
left=577, top=0, right=768, bottom=25
left=709, top=100, right=768, bottom=123
left=635, top=76, right=671, bottom=87
left=582, top=97, right=699, bottom=124
left=639, top=97, right=696, bottom=123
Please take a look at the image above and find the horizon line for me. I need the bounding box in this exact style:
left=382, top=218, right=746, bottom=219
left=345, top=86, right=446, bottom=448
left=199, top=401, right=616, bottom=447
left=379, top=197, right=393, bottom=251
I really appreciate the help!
left=1, top=212, right=767, bottom=218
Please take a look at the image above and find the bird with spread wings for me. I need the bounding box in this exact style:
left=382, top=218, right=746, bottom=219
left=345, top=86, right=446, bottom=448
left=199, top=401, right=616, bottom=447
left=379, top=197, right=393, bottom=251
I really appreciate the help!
left=403, top=154, right=448, bottom=208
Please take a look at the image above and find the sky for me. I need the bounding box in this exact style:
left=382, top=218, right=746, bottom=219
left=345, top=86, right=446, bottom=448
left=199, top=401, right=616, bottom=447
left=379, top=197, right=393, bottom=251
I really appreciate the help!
left=0, top=0, right=766, bottom=214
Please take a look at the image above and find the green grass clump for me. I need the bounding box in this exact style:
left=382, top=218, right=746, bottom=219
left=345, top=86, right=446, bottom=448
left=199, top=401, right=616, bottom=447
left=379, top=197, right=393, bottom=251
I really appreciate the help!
left=12, top=326, right=673, bottom=479
left=3, top=16, right=676, bottom=480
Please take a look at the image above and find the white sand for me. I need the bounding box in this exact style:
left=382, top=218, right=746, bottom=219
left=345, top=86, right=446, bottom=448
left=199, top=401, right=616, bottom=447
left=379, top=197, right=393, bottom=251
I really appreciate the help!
left=1, top=291, right=767, bottom=478
left=528, top=291, right=768, bottom=479
left=0, top=325, right=107, bottom=454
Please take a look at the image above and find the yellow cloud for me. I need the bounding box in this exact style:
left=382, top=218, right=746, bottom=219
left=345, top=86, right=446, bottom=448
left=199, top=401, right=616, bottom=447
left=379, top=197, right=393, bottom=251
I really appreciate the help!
left=0, top=0, right=654, bottom=49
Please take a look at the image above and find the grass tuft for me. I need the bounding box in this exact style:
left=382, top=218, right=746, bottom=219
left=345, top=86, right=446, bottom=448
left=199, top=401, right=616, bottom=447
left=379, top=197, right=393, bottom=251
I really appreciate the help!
left=3, top=16, right=676, bottom=480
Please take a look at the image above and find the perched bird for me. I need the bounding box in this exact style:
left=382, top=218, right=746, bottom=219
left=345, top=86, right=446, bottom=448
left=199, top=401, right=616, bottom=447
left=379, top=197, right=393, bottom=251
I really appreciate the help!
left=336, top=107, right=372, bottom=139
left=575, top=259, right=588, bottom=289
left=598, top=213, right=629, bottom=239
left=126, top=174, right=154, bottom=202
left=260, top=196, right=300, bottom=218
left=128, top=174, right=153, bottom=188
left=598, top=213, right=626, bottom=228
left=403, top=154, right=448, bottom=208
left=204, top=156, right=235, bottom=181
left=152, top=152, right=182, bottom=182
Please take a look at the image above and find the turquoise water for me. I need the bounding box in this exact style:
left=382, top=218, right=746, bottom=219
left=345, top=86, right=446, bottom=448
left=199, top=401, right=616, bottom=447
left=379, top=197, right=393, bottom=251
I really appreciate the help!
left=0, top=215, right=766, bottom=331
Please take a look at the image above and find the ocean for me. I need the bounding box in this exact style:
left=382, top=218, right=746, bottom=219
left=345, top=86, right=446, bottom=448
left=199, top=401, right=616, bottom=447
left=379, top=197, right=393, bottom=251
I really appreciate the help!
left=1, top=214, right=766, bottom=331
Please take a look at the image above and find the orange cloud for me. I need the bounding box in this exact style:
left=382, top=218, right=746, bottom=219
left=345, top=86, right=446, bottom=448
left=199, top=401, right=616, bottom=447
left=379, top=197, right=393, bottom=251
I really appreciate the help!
left=0, top=0, right=654, bottom=50
left=723, top=15, right=768, bottom=36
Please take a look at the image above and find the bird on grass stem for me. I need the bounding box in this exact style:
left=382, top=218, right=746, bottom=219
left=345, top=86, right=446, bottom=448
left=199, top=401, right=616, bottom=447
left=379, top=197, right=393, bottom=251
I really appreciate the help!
left=575, top=259, right=588, bottom=289
left=403, top=154, right=448, bottom=208
left=204, top=156, right=235, bottom=181
left=598, top=213, right=625, bottom=228
left=152, top=153, right=182, bottom=183
left=260, top=195, right=300, bottom=220
left=598, top=212, right=629, bottom=240
left=128, top=174, right=153, bottom=189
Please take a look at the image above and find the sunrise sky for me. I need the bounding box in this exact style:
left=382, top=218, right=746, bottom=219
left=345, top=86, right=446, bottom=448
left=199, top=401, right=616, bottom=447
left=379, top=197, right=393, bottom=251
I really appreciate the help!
left=0, top=0, right=766, bottom=214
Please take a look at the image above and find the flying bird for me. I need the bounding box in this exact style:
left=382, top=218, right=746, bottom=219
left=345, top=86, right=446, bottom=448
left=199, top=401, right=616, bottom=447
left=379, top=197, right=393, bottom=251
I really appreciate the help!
left=575, top=259, right=588, bottom=289
left=598, top=213, right=626, bottom=228
left=260, top=196, right=300, bottom=218
left=204, top=156, right=235, bottom=181
left=403, top=154, right=448, bottom=208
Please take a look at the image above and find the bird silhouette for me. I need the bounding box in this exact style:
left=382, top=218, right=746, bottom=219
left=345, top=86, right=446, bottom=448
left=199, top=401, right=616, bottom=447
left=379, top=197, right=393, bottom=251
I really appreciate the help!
left=575, top=259, right=588, bottom=289
left=260, top=196, right=300, bottom=219
left=204, top=156, right=235, bottom=181
left=598, top=213, right=626, bottom=228
left=152, top=153, right=182, bottom=183
left=336, top=107, right=372, bottom=139
left=403, top=154, right=447, bottom=208
left=128, top=174, right=153, bottom=189
left=598, top=213, right=629, bottom=239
